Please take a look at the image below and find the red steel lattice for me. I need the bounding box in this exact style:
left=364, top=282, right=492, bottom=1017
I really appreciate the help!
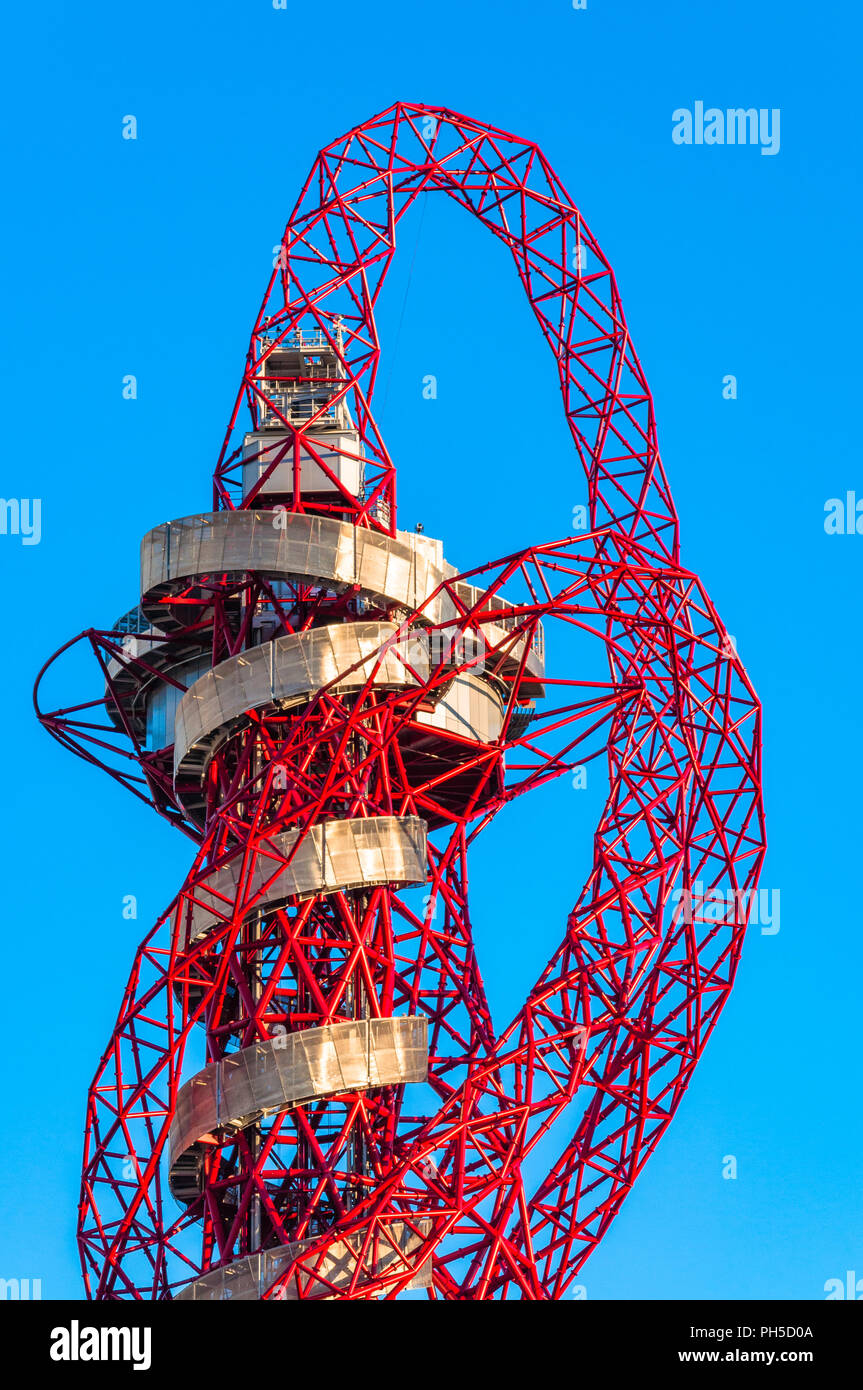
left=36, top=102, right=765, bottom=1300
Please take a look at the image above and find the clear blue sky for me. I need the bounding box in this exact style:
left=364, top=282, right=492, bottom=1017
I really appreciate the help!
left=1, top=0, right=860, bottom=1300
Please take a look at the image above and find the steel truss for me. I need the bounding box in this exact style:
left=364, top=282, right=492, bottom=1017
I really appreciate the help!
left=36, top=103, right=765, bottom=1300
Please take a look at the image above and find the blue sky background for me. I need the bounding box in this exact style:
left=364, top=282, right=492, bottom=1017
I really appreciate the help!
left=1, top=0, right=860, bottom=1300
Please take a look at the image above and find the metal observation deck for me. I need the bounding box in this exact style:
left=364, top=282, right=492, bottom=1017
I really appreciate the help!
left=176, top=816, right=429, bottom=947
left=174, top=1217, right=433, bottom=1300
left=168, top=1018, right=428, bottom=1205
left=100, top=330, right=545, bottom=1300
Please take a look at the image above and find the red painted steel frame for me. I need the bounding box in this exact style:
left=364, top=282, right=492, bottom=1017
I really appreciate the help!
left=36, top=102, right=765, bottom=1300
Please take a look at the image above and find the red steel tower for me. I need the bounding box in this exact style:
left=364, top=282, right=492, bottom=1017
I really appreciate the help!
left=36, top=103, right=766, bottom=1300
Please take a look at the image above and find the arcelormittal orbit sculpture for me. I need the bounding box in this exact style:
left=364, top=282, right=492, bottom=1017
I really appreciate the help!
left=36, top=103, right=765, bottom=1300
